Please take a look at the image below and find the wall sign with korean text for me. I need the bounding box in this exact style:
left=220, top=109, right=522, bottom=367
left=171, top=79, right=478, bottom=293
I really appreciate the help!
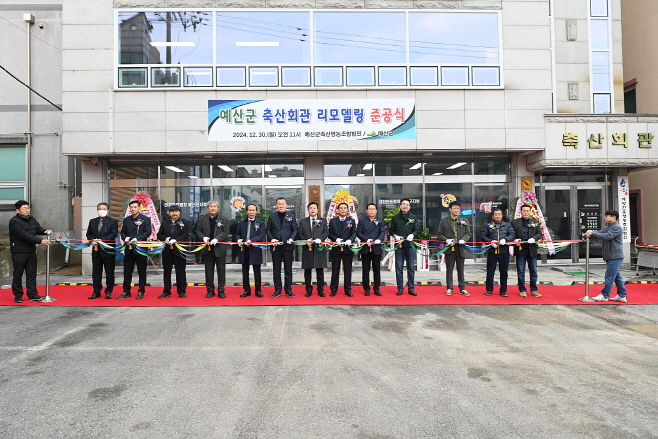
left=208, top=99, right=415, bottom=142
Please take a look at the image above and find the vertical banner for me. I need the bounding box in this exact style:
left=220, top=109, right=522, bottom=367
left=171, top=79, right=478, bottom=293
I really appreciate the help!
left=617, top=176, right=631, bottom=243
left=308, top=185, right=321, bottom=216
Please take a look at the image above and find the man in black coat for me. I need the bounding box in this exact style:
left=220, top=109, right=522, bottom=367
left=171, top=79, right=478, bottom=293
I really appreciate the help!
left=436, top=200, right=471, bottom=297
left=86, top=202, right=118, bottom=299
left=266, top=197, right=298, bottom=298
left=236, top=203, right=266, bottom=298
left=156, top=204, right=189, bottom=299
left=511, top=204, right=544, bottom=298
left=117, top=200, right=152, bottom=300
left=329, top=203, right=357, bottom=297
left=196, top=200, right=230, bottom=298
left=481, top=208, right=515, bottom=297
left=356, top=203, right=386, bottom=296
left=8, top=200, right=51, bottom=303
left=297, top=202, right=329, bottom=297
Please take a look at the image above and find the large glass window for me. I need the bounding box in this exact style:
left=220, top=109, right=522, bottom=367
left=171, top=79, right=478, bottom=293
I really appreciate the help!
left=409, top=12, right=499, bottom=64
left=212, top=164, right=262, bottom=178
left=425, top=182, right=473, bottom=243
left=375, top=160, right=424, bottom=177
left=590, top=1, right=612, bottom=113
left=425, top=160, right=472, bottom=176
left=216, top=12, right=310, bottom=64
left=313, top=12, right=406, bottom=64
left=119, top=11, right=213, bottom=64
left=325, top=184, right=374, bottom=217
left=264, top=163, right=304, bottom=178
left=376, top=183, right=423, bottom=225
left=325, top=161, right=374, bottom=177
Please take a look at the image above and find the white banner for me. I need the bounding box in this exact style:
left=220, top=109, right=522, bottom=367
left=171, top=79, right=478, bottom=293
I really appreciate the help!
left=208, top=99, right=415, bottom=142
left=617, top=176, right=631, bottom=243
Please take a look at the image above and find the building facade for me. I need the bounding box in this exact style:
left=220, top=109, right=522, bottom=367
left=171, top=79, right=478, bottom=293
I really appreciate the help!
left=59, top=0, right=657, bottom=274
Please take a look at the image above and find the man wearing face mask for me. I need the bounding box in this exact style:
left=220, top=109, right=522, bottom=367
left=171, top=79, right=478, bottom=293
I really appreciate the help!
left=9, top=200, right=52, bottom=303
left=86, top=202, right=118, bottom=299
left=156, top=204, right=189, bottom=299
left=389, top=199, right=420, bottom=296
left=118, top=200, right=152, bottom=300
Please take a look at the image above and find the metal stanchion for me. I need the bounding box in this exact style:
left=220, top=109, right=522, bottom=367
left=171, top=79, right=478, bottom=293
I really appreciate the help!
left=41, top=231, right=56, bottom=303
left=578, top=236, right=595, bottom=302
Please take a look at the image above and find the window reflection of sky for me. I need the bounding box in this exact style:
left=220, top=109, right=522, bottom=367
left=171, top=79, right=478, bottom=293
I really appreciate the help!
left=216, top=12, right=310, bottom=64
left=409, top=12, right=498, bottom=64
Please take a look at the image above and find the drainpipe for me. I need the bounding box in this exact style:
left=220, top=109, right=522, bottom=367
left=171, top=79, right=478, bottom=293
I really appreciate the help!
left=23, top=13, right=35, bottom=203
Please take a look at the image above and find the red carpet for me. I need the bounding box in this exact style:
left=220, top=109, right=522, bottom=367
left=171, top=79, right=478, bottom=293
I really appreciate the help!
left=1, top=284, right=657, bottom=306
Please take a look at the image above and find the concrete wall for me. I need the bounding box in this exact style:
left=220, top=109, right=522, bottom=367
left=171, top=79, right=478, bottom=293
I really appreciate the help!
left=629, top=167, right=658, bottom=244
left=0, top=1, right=73, bottom=237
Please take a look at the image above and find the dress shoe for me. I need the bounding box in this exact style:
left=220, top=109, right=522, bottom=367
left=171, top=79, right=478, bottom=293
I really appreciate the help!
left=329, top=290, right=337, bottom=297
left=285, top=291, right=295, bottom=298
left=345, top=291, right=353, bottom=297
left=178, top=292, right=186, bottom=298
left=499, top=292, right=508, bottom=297
left=205, top=291, right=215, bottom=298
left=14, top=297, right=23, bottom=303
left=396, top=289, right=403, bottom=296
left=28, top=295, right=45, bottom=302
left=364, top=290, right=370, bottom=296
left=485, top=291, right=493, bottom=296
left=116, top=292, right=131, bottom=299
left=158, top=292, right=171, bottom=299
left=240, top=291, right=251, bottom=298
left=272, top=291, right=282, bottom=298
left=318, top=291, right=326, bottom=297
left=255, top=291, right=263, bottom=298
left=88, top=292, right=101, bottom=300
left=136, top=291, right=145, bottom=300
left=105, top=293, right=112, bottom=299
left=529, top=291, right=542, bottom=298
left=373, top=289, right=382, bottom=296
left=305, top=291, right=312, bottom=297
left=408, top=290, right=417, bottom=296
left=446, top=289, right=453, bottom=296
left=218, top=291, right=226, bottom=299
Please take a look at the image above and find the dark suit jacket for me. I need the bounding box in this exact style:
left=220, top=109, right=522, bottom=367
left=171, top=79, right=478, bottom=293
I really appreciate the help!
left=329, top=216, right=357, bottom=255
left=235, top=217, right=266, bottom=265
left=86, top=216, right=118, bottom=259
left=356, top=216, right=386, bottom=255
left=481, top=221, right=515, bottom=254
left=195, top=213, right=229, bottom=257
left=157, top=219, right=190, bottom=258
left=266, top=211, right=298, bottom=251
left=437, top=216, right=471, bottom=258
left=511, top=218, right=543, bottom=258
left=297, top=216, right=329, bottom=269
left=120, top=214, right=152, bottom=256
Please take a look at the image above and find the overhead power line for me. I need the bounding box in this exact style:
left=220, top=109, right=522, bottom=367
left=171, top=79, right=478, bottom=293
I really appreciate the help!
left=0, top=64, right=62, bottom=111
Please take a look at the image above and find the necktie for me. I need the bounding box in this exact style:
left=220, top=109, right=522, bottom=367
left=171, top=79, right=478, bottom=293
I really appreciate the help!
left=98, top=218, right=104, bottom=232
left=247, top=220, right=253, bottom=240
left=171, top=223, right=175, bottom=234
left=340, top=217, right=344, bottom=222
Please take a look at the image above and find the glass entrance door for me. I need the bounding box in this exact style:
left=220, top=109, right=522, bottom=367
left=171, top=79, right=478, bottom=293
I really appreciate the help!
left=542, top=187, right=573, bottom=261
left=264, top=186, right=303, bottom=264
left=577, top=187, right=604, bottom=260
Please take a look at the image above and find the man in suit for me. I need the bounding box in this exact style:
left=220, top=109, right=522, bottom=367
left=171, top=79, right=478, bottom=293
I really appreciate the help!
left=236, top=203, right=266, bottom=298
left=512, top=204, right=544, bottom=298
left=9, top=200, right=52, bottom=303
left=156, top=204, right=189, bottom=299
left=117, top=200, right=152, bottom=300
left=297, top=202, right=329, bottom=297
left=481, top=208, right=515, bottom=297
left=196, top=200, right=229, bottom=298
left=329, top=202, right=357, bottom=297
left=389, top=199, right=420, bottom=296
left=437, top=200, right=471, bottom=297
left=356, top=203, right=386, bottom=296
left=86, top=202, right=118, bottom=299
left=266, top=197, right=298, bottom=298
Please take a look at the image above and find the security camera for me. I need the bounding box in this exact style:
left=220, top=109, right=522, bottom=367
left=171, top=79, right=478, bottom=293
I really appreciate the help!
left=38, top=24, right=44, bottom=29
left=91, top=158, right=99, bottom=166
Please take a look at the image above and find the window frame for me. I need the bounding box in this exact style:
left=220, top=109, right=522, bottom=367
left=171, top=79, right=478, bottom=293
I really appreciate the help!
left=0, top=145, right=27, bottom=205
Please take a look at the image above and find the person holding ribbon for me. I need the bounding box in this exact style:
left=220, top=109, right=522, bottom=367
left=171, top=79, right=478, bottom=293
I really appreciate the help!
left=329, top=202, right=357, bottom=297
left=389, top=199, right=420, bottom=296
left=236, top=203, right=266, bottom=298
left=86, top=202, right=118, bottom=299
left=9, top=200, right=52, bottom=303
left=297, top=202, right=329, bottom=297
left=196, top=201, right=229, bottom=299
left=156, top=204, right=189, bottom=299
left=481, top=208, right=515, bottom=297
left=437, top=200, right=471, bottom=297
left=266, top=197, right=298, bottom=298
left=512, top=204, right=543, bottom=298
left=118, top=200, right=152, bottom=300
left=356, top=203, right=385, bottom=296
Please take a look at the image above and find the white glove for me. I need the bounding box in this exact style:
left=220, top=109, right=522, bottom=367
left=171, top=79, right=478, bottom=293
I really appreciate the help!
left=131, top=238, right=138, bottom=243
left=286, top=238, right=293, bottom=244
left=394, top=235, right=401, bottom=241
left=491, top=243, right=498, bottom=248
left=246, top=239, right=251, bottom=246
left=406, top=234, right=414, bottom=241
left=500, top=239, right=506, bottom=245
left=237, top=239, right=243, bottom=247
left=446, top=239, right=455, bottom=245
left=514, top=239, right=521, bottom=242
left=210, top=238, right=218, bottom=246
left=336, top=238, right=343, bottom=243
left=367, top=239, right=373, bottom=243
left=528, top=238, right=535, bottom=244
left=271, top=239, right=279, bottom=243
left=169, top=239, right=176, bottom=244
left=374, top=239, right=381, bottom=244
left=91, top=240, right=98, bottom=247
left=45, top=230, right=52, bottom=235
left=459, top=239, right=465, bottom=245
left=314, top=238, right=321, bottom=244
left=491, top=240, right=498, bottom=244
left=203, top=237, right=210, bottom=243
left=165, top=237, right=170, bottom=244
left=345, top=239, right=352, bottom=245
